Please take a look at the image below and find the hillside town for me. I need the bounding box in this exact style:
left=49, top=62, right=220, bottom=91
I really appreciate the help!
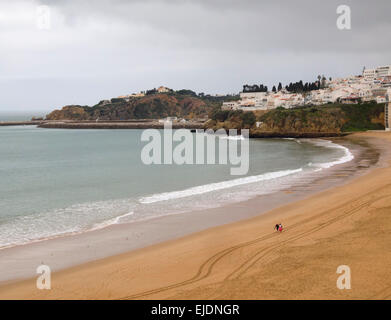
left=32, top=65, right=391, bottom=132
left=222, top=65, right=391, bottom=111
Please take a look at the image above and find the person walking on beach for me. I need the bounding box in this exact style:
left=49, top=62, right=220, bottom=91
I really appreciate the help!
left=278, top=224, right=283, bottom=233
left=275, top=224, right=280, bottom=232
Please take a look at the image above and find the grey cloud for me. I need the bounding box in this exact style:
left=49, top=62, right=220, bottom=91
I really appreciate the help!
left=36, top=0, right=391, bottom=53
left=1, top=0, right=390, bottom=111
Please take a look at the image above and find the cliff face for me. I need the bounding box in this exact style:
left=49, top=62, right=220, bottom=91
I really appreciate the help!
left=46, top=105, right=90, bottom=120
left=46, top=93, right=231, bottom=121
left=255, top=107, right=346, bottom=134
left=205, top=103, right=385, bottom=137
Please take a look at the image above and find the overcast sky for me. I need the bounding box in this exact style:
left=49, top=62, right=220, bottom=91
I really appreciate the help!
left=1, top=0, right=390, bottom=112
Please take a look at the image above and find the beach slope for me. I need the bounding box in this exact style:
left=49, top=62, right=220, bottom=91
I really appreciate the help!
left=0, top=131, right=390, bottom=300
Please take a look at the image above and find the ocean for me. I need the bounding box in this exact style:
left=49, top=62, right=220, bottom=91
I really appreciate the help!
left=0, top=125, right=353, bottom=249
left=0, top=112, right=45, bottom=122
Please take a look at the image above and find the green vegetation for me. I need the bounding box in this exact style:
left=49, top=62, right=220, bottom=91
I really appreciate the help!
left=206, top=102, right=385, bottom=135
left=175, top=89, right=197, bottom=97
left=241, top=111, right=256, bottom=126
left=209, top=108, right=256, bottom=128
left=110, top=98, right=126, bottom=104
left=340, top=102, right=385, bottom=132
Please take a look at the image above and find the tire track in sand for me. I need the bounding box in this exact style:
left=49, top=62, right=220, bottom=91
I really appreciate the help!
left=120, top=185, right=389, bottom=300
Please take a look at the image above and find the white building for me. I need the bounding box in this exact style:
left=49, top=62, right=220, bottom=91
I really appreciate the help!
left=376, top=65, right=391, bottom=78
left=224, top=64, right=390, bottom=111
left=118, top=92, right=145, bottom=99
left=363, top=65, right=391, bottom=83
left=381, top=77, right=391, bottom=87
left=358, top=89, right=373, bottom=101
left=158, top=116, right=178, bottom=123
left=131, top=92, right=146, bottom=97
left=363, top=68, right=376, bottom=82
left=239, top=92, right=271, bottom=110
left=157, top=86, right=172, bottom=93
left=376, top=96, right=387, bottom=104
left=222, top=101, right=240, bottom=110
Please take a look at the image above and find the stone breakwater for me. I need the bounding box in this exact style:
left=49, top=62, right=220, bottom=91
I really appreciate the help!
left=0, top=121, right=43, bottom=126
left=38, top=121, right=205, bottom=129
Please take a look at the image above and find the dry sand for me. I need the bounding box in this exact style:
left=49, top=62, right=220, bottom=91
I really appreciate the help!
left=0, top=131, right=390, bottom=300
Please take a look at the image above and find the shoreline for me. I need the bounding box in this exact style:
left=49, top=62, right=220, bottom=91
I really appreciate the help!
left=0, top=132, right=390, bottom=299
left=2, top=120, right=349, bottom=138
left=0, top=137, right=359, bottom=251
left=0, top=136, right=372, bottom=278
left=0, top=135, right=357, bottom=253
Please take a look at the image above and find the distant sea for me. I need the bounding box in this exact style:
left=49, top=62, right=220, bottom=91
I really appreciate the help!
left=0, top=111, right=45, bottom=122
left=0, top=125, right=353, bottom=249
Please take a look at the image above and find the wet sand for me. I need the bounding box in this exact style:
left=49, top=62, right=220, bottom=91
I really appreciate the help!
left=0, top=132, right=390, bottom=299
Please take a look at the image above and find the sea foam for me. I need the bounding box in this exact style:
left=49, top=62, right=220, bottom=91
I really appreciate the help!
left=139, top=168, right=303, bottom=204
left=308, top=139, right=354, bottom=169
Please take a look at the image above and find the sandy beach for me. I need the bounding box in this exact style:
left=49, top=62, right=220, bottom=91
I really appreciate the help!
left=0, top=131, right=390, bottom=300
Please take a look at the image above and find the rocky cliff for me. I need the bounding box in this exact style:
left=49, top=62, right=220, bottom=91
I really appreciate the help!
left=46, top=92, right=238, bottom=121
left=205, top=103, right=385, bottom=137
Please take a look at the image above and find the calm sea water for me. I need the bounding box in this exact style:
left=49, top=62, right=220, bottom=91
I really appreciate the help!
left=0, top=125, right=352, bottom=248
left=0, top=112, right=45, bottom=122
